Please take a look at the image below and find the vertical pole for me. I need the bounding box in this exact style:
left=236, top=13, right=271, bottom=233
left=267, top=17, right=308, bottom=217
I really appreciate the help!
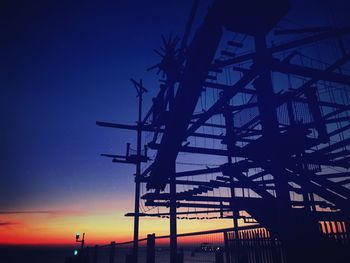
left=81, top=233, right=85, bottom=250
left=254, top=35, right=290, bottom=206
left=286, top=100, right=295, bottom=127
left=288, top=100, right=314, bottom=213
left=178, top=248, right=184, bottom=263
left=146, top=234, right=156, bottom=263
left=110, top=241, right=116, bottom=263
left=254, top=34, right=289, bottom=262
left=223, top=104, right=239, bottom=263
left=254, top=34, right=290, bottom=210
left=93, top=245, right=99, bottom=263
left=305, top=86, right=328, bottom=142
left=345, top=221, right=350, bottom=242
left=170, top=161, right=178, bottom=263
left=223, top=106, right=239, bottom=231
left=133, top=79, right=145, bottom=263
left=167, top=81, right=177, bottom=263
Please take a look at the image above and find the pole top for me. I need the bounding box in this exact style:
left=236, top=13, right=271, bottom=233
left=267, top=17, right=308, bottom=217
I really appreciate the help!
left=130, top=78, right=148, bottom=96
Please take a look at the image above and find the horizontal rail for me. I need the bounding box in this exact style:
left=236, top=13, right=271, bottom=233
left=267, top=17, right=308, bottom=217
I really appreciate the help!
left=155, top=225, right=260, bottom=239
left=89, top=225, right=261, bottom=248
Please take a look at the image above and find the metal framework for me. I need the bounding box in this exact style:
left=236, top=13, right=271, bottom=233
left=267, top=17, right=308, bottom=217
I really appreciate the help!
left=98, top=1, right=350, bottom=262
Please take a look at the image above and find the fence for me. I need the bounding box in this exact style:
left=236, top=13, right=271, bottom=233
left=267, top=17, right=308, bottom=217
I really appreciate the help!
left=65, top=222, right=350, bottom=263
left=320, top=221, right=349, bottom=245
left=225, top=228, right=285, bottom=263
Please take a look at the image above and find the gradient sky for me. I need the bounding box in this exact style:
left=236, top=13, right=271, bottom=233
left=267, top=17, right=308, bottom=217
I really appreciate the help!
left=1, top=0, right=350, bottom=245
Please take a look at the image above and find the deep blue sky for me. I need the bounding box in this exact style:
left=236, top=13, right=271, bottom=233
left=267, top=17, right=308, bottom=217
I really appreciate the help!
left=1, top=0, right=350, bottom=216
left=1, top=0, right=205, bottom=211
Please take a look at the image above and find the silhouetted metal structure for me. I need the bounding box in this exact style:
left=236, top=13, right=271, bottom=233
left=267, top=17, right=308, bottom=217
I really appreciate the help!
left=98, top=0, right=350, bottom=262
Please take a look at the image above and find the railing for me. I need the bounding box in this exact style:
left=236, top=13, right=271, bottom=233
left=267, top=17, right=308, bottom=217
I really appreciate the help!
left=65, top=225, right=261, bottom=263
left=66, top=222, right=350, bottom=263
left=320, top=220, right=349, bottom=245
left=225, top=228, right=285, bottom=263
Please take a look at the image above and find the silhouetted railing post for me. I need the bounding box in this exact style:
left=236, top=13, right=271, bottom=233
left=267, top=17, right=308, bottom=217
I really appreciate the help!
left=223, top=231, right=231, bottom=263
left=345, top=221, right=350, bottom=242
left=85, top=247, right=90, bottom=263
left=93, top=245, right=99, bottom=263
left=272, top=238, right=279, bottom=263
left=126, top=253, right=134, bottom=263
left=147, top=234, right=156, bottom=263
left=109, top=241, right=116, bottom=263
left=177, top=248, right=184, bottom=263
left=215, top=248, right=224, bottom=263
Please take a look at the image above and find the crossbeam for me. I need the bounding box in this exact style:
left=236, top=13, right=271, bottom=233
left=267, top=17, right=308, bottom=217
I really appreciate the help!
left=212, top=27, right=350, bottom=68
left=271, top=59, right=350, bottom=85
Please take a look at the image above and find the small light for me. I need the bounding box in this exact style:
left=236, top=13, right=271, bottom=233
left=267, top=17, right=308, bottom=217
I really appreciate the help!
left=74, top=249, right=78, bottom=256
left=75, top=232, right=80, bottom=240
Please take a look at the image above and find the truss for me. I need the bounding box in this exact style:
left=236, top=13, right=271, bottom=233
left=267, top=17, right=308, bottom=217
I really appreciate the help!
left=98, top=0, right=350, bottom=262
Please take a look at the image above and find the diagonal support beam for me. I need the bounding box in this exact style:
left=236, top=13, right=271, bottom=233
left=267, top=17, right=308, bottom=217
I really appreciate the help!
left=293, top=52, right=350, bottom=97
left=186, top=69, right=258, bottom=136
left=285, top=168, right=350, bottom=219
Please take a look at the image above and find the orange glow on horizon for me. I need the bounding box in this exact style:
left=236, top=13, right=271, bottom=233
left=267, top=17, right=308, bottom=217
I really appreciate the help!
left=0, top=208, right=235, bottom=246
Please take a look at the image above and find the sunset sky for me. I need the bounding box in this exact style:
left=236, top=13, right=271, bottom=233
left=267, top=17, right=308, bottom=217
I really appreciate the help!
left=2, top=0, right=350, bottom=246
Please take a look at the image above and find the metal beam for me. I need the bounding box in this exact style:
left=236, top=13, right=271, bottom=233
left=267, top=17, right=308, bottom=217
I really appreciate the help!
left=187, top=69, right=258, bottom=136
left=274, top=27, right=343, bottom=35
left=146, top=3, right=225, bottom=191
left=319, top=172, right=350, bottom=179
left=212, top=27, right=350, bottom=68
left=293, top=52, right=350, bottom=97
left=125, top=209, right=230, bottom=217
left=271, top=59, right=350, bottom=85
left=145, top=198, right=332, bottom=211
left=285, top=168, right=350, bottom=219
left=97, top=120, right=225, bottom=140
left=149, top=143, right=245, bottom=157
left=203, top=82, right=256, bottom=94
left=174, top=166, right=224, bottom=177
left=314, top=138, right=350, bottom=155
left=223, top=169, right=275, bottom=200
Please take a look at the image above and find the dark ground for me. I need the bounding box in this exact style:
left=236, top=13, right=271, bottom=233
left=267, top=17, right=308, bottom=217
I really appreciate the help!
left=0, top=245, right=75, bottom=263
